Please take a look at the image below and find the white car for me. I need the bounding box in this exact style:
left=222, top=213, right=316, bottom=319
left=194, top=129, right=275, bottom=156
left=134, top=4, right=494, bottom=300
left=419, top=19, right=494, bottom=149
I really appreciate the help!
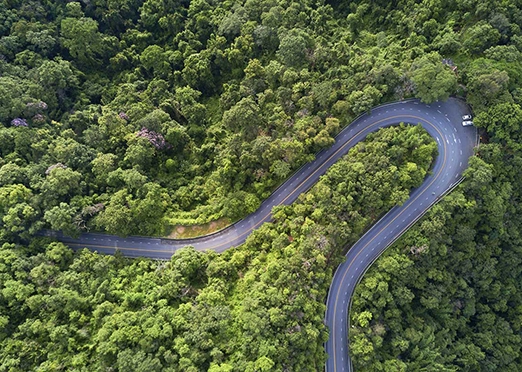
left=462, top=114, right=472, bottom=120
left=462, top=120, right=473, bottom=126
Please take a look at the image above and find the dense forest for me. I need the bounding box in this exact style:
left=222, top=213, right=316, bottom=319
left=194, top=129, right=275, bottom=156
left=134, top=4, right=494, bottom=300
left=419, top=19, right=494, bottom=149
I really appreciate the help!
left=1, top=125, right=436, bottom=370
left=1, top=0, right=522, bottom=370
left=0, top=0, right=470, bottom=238
left=345, top=1, right=522, bottom=371
left=349, top=120, right=522, bottom=371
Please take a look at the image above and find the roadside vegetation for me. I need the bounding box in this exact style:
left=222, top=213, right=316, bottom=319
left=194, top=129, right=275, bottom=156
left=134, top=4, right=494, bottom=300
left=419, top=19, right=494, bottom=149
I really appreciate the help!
left=0, top=0, right=521, bottom=370
left=346, top=0, right=522, bottom=370
left=0, top=125, right=435, bottom=371
left=350, top=120, right=522, bottom=371
left=0, top=0, right=461, bottom=238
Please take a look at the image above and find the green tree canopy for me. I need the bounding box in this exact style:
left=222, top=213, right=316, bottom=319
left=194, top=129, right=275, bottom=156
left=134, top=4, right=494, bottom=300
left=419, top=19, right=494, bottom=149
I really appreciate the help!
left=409, top=52, right=457, bottom=104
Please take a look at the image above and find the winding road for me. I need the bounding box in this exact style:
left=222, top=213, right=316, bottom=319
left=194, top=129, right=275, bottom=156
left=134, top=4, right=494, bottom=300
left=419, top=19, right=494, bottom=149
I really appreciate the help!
left=49, top=98, right=477, bottom=371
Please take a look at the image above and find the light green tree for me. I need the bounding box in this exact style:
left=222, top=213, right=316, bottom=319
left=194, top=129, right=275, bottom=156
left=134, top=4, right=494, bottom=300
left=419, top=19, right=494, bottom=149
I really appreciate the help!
left=409, top=52, right=457, bottom=103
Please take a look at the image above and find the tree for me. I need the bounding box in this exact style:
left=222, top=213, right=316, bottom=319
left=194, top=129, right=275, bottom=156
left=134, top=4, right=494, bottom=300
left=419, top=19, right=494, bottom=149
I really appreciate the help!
left=117, top=350, right=163, bottom=372
left=174, top=86, right=207, bottom=126
left=140, top=45, right=171, bottom=77
left=463, top=21, right=501, bottom=55
left=94, top=189, right=134, bottom=236
left=123, top=136, right=156, bottom=171
left=0, top=77, right=40, bottom=123
left=473, top=103, right=522, bottom=148
left=139, top=0, right=184, bottom=33
left=45, top=241, right=73, bottom=268
left=254, top=356, right=275, bottom=371
left=26, top=29, right=57, bottom=57
left=222, top=191, right=260, bottom=220
left=0, top=163, right=26, bottom=186
left=61, top=16, right=103, bottom=66
left=0, top=184, right=32, bottom=215
left=409, top=52, right=457, bottom=103
left=132, top=183, right=169, bottom=235
left=182, top=53, right=213, bottom=92
left=218, top=8, right=246, bottom=40
left=467, top=67, right=511, bottom=113
left=208, top=363, right=234, bottom=372
left=2, top=202, right=37, bottom=235
left=432, top=27, right=461, bottom=55
left=49, top=136, right=95, bottom=170
left=40, top=166, right=82, bottom=205
left=270, top=160, right=291, bottom=180
left=44, top=202, right=80, bottom=237
left=91, top=153, right=119, bottom=184
left=277, top=28, right=311, bottom=67
left=34, top=58, right=79, bottom=111
left=348, top=85, right=382, bottom=115
left=107, top=168, right=148, bottom=192
left=222, top=97, right=263, bottom=138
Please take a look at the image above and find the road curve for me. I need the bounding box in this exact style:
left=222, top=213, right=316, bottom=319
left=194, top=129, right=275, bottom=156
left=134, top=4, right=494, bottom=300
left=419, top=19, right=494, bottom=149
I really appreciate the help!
left=325, top=98, right=476, bottom=372
left=48, top=98, right=477, bottom=371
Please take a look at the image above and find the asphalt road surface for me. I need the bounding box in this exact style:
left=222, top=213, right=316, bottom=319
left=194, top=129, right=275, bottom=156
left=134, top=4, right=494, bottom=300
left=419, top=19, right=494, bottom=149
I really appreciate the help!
left=48, top=98, right=477, bottom=372
left=324, top=98, right=476, bottom=372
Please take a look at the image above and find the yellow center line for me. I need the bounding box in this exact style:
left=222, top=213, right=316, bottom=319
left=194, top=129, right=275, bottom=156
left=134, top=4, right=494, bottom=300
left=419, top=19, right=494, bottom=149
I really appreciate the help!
left=331, top=116, right=447, bottom=372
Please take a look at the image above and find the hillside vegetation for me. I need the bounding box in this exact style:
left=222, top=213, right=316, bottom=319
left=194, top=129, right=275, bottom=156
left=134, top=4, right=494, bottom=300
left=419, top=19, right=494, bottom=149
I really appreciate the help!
left=346, top=0, right=522, bottom=371
left=1, top=125, right=436, bottom=371
left=0, top=0, right=521, bottom=371
left=0, top=0, right=465, bottom=237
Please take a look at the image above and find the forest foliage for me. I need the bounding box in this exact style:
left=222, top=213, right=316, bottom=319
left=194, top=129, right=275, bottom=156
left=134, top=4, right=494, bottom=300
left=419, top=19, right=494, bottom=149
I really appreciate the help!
left=0, top=125, right=436, bottom=371
left=350, top=125, right=522, bottom=372
left=344, top=0, right=522, bottom=371
left=1, top=0, right=522, bottom=370
left=0, top=0, right=477, bottom=237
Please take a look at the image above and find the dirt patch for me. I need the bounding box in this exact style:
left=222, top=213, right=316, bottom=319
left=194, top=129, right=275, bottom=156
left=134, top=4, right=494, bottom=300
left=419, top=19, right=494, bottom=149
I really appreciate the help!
left=167, top=218, right=231, bottom=239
